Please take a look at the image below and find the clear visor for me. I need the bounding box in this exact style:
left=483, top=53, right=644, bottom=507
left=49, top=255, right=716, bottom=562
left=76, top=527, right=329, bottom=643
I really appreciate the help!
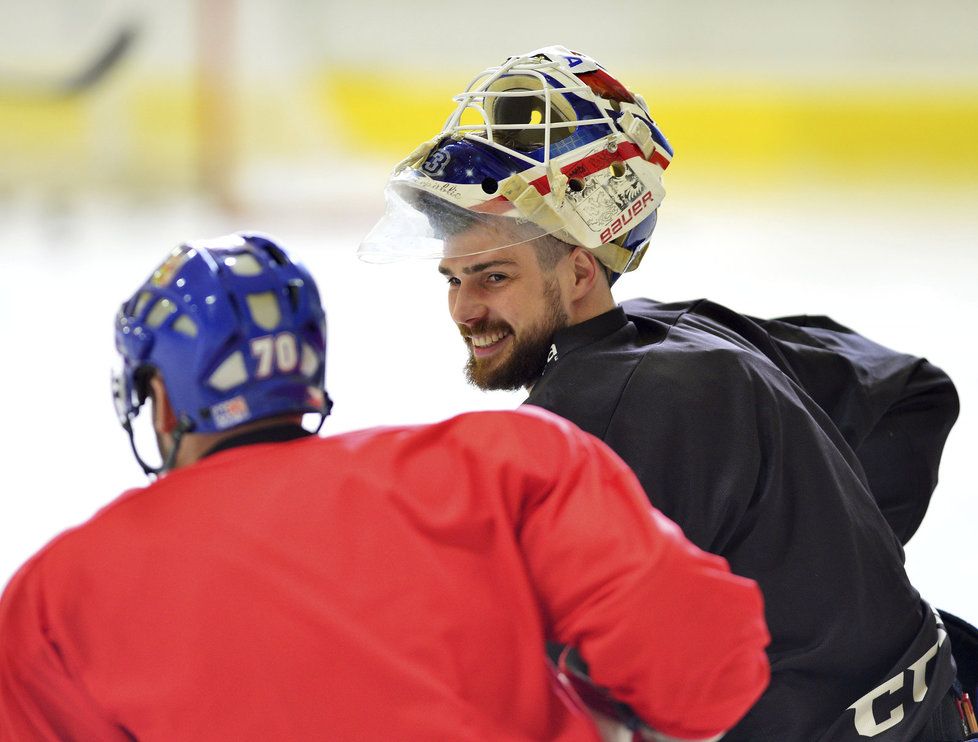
left=357, top=178, right=558, bottom=263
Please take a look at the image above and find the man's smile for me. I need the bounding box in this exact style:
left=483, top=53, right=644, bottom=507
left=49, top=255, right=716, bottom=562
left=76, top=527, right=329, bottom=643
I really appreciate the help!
left=468, top=329, right=513, bottom=358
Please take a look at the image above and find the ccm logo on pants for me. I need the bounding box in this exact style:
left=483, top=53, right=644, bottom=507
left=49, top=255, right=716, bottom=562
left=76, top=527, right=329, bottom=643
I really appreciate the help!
left=848, top=628, right=945, bottom=737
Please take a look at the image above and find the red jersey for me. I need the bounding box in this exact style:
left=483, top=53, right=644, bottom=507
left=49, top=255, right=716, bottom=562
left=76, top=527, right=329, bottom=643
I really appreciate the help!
left=0, top=408, right=768, bottom=741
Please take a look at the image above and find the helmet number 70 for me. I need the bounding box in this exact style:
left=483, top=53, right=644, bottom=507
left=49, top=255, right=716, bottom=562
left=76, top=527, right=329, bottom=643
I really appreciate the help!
left=250, top=332, right=299, bottom=378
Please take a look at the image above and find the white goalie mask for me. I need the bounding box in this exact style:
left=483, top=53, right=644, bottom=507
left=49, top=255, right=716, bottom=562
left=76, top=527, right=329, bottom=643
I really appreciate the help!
left=358, top=45, right=673, bottom=282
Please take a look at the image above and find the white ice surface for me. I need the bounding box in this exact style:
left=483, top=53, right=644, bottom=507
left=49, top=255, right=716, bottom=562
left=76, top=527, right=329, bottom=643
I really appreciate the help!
left=0, top=183, right=975, bottom=625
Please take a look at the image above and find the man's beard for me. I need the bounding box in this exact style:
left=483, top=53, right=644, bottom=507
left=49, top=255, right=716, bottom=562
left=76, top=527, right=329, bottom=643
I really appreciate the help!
left=461, top=279, right=568, bottom=391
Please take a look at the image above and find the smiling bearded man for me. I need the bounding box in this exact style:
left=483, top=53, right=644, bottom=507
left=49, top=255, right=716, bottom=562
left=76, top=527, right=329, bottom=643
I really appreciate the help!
left=445, top=232, right=570, bottom=391
left=458, top=275, right=565, bottom=390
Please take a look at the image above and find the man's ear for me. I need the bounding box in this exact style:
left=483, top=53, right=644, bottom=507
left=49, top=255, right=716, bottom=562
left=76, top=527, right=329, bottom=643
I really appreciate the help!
left=567, top=247, right=603, bottom=301
left=148, top=374, right=178, bottom=435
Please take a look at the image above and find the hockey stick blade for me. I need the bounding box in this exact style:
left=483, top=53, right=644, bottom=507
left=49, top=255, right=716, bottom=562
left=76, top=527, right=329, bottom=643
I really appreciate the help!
left=0, top=23, right=138, bottom=99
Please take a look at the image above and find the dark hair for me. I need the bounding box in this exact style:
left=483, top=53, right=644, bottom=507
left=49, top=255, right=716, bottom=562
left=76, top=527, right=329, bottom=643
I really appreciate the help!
left=533, top=234, right=612, bottom=286
left=533, top=234, right=573, bottom=270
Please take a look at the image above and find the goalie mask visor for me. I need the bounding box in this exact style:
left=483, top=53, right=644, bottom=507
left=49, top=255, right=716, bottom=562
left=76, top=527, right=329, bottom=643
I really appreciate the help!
left=357, top=171, right=562, bottom=263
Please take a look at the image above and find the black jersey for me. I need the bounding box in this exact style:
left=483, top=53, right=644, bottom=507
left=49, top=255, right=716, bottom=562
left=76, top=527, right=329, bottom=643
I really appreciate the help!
left=526, top=298, right=959, bottom=741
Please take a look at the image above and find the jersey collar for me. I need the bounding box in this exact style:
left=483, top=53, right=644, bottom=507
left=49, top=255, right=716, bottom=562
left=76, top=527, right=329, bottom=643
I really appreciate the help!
left=202, top=423, right=312, bottom=460
left=545, top=306, right=628, bottom=371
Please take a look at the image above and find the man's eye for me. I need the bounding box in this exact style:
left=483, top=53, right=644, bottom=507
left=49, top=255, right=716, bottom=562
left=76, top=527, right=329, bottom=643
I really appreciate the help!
left=486, top=273, right=508, bottom=283
left=445, top=276, right=461, bottom=287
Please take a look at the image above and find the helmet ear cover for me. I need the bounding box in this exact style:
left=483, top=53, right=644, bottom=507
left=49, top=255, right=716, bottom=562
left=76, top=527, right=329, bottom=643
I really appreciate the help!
left=359, top=45, right=672, bottom=281
left=132, top=364, right=155, bottom=408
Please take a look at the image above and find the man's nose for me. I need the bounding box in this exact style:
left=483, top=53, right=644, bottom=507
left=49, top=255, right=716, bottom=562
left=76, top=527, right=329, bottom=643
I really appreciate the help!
left=449, top=282, right=487, bottom=327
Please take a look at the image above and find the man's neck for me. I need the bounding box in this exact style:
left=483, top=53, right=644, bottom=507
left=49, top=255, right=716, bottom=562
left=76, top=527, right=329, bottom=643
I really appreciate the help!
left=569, top=286, right=616, bottom=326
left=172, top=415, right=307, bottom=469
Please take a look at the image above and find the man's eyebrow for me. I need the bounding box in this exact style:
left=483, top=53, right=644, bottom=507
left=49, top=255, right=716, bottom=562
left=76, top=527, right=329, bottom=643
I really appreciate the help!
left=438, top=259, right=517, bottom=276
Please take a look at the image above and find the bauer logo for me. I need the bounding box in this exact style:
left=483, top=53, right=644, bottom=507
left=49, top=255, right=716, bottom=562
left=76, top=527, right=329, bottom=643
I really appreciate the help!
left=211, top=395, right=251, bottom=429
left=599, top=191, right=654, bottom=243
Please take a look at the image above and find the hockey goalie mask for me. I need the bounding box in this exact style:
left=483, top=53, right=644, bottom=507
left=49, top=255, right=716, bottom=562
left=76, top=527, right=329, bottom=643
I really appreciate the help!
left=358, top=45, right=673, bottom=282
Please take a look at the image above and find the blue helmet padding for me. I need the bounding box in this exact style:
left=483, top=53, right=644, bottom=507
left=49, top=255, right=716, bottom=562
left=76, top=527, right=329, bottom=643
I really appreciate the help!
left=114, top=232, right=328, bottom=435
left=607, top=208, right=657, bottom=286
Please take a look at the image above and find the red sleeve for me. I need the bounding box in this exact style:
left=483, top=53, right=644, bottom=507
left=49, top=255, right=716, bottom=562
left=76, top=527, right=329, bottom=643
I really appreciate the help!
left=0, top=556, right=132, bottom=742
left=509, top=407, right=770, bottom=740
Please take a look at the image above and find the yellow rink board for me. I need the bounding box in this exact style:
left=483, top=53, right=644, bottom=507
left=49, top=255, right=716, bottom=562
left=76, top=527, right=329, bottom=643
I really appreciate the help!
left=322, top=70, right=978, bottom=184
left=3, top=69, right=977, bottom=187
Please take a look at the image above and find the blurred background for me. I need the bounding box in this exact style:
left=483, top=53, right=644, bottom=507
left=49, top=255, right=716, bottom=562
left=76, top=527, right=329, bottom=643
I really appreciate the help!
left=1, top=0, right=976, bottom=620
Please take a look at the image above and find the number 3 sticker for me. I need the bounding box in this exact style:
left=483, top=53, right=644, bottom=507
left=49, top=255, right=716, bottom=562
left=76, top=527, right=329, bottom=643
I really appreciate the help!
left=421, top=150, right=451, bottom=176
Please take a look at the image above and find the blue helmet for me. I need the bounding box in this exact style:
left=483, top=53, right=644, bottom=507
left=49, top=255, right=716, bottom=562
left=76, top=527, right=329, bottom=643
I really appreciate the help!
left=112, top=232, right=330, bottom=474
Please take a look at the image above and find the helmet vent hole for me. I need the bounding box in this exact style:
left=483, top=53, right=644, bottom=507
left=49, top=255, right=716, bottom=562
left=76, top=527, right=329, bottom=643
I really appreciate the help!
left=286, top=280, right=304, bottom=312
left=225, top=253, right=263, bottom=276
left=256, top=239, right=290, bottom=266
left=173, top=315, right=198, bottom=338
left=481, top=178, right=498, bottom=194
left=131, top=291, right=153, bottom=318
left=300, top=343, right=319, bottom=377
left=146, top=298, right=178, bottom=328
left=610, top=161, right=626, bottom=178
left=568, top=178, right=585, bottom=192
left=208, top=351, right=248, bottom=391
left=246, top=292, right=282, bottom=331
left=267, top=247, right=288, bottom=266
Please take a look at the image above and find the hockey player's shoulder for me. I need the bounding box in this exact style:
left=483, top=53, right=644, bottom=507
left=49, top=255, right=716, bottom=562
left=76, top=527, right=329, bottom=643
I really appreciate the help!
left=638, top=323, right=773, bottom=386
left=620, top=297, right=704, bottom=314
left=622, top=310, right=793, bottom=416
left=429, top=407, right=583, bottom=447
left=450, top=407, right=581, bottom=438
left=327, top=408, right=582, bottom=454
